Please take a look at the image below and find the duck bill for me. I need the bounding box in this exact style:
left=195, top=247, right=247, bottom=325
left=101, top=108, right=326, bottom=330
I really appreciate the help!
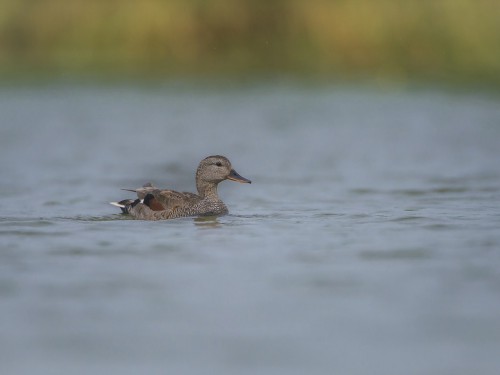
left=227, top=169, right=252, bottom=184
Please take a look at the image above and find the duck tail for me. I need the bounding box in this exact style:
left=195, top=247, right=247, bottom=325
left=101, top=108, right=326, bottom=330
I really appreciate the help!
left=110, top=199, right=141, bottom=214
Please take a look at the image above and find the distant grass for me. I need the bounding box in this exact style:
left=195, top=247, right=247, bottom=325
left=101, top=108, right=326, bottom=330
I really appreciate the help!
left=0, top=0, right=499, bottom=85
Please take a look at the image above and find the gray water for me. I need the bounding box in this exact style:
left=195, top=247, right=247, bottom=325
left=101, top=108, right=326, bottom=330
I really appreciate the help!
left=1, top=83, right=500, bottom=375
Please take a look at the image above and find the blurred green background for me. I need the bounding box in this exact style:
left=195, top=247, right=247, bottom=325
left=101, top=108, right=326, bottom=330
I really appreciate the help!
left=1, top=0, right=499, bottom=85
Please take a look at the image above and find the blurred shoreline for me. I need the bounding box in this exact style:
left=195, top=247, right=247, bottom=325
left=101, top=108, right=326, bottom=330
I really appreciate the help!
left=1, top=0, right=499, bottom=87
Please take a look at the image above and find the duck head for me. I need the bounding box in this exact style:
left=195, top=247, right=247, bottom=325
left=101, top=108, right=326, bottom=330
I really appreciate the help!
left=196, top=155, right=251, bottom=196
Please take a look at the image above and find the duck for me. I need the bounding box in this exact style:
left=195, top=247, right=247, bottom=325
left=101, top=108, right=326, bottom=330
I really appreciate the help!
left=110, top=155, right=251, bottom=220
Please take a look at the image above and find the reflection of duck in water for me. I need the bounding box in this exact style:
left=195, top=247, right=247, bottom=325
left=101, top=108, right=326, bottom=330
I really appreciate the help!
left=110, top=155, right=251, bottom=220
left=194, top=216, right=222, bottom=228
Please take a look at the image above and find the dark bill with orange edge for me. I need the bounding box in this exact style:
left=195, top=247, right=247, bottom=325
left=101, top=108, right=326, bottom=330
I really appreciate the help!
left=227, top=169, right=251, bottom=184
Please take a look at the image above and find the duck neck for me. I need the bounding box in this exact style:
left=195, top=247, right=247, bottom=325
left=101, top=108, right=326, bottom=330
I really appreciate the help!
left=197, top=180, right=220, bottom=199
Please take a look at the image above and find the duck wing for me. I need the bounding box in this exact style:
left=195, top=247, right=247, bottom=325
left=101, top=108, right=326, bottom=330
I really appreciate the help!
left=148, top=189, right=201, bottom=211
left=122, top=182, right=157, bottom=199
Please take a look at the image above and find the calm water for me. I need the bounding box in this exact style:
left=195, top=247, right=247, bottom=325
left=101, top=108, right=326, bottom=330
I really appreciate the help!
left=1, top=83, right=500, bottom=375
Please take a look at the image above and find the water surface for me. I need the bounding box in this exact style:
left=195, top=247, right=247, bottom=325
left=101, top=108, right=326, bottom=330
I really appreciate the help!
left=1, top=84, right=500, bottom=374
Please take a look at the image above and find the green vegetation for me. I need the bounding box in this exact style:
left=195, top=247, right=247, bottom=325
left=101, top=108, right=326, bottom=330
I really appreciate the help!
left=1, top=0, right=499, bottom=85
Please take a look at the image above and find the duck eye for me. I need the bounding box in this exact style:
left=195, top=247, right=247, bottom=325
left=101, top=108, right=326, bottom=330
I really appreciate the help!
left=215, top=162, right=222, bottom=167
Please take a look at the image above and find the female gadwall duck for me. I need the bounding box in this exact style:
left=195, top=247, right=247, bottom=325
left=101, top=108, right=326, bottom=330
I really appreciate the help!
left=110, top=155, right=251, bottom=220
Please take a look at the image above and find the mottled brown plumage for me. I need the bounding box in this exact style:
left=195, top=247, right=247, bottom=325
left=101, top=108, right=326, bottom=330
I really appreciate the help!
left=110, top=155, right=251, bottom=220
